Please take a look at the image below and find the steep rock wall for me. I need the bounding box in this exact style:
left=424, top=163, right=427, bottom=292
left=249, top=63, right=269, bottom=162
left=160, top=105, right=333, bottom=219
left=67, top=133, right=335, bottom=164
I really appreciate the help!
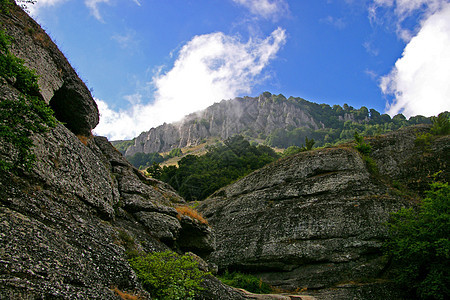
left=198, top=125, right=449, bottom=297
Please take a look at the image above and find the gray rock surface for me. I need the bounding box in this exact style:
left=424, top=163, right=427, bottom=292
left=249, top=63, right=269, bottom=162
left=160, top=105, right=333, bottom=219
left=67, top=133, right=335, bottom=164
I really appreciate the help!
left=0, top=4, right=240, bottom=299
left=198, top=125, right=449, bottom=297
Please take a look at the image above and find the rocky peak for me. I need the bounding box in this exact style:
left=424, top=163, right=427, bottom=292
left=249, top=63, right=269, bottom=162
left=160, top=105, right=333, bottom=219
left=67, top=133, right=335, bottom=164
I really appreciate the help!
left=125, top=93, right=320, bottom=156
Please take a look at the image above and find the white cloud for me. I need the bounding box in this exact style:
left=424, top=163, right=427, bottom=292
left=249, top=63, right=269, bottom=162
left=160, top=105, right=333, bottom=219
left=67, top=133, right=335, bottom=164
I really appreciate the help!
left=370, top=0, right=448, bottom=40
left=112, top=30, right=139, bottom=50
left=232, top=0, right=289, bottom=21
left=25, top=0, right=139, bottom=21
left=84, top=0, right=110, bottom=21
left=23, top=0, right=66, bottom=15
left=94, top=28, right=287, bottom=140
left=84, top=0, right=141, bottom=21
left=381, top=2, right=450, bottom=117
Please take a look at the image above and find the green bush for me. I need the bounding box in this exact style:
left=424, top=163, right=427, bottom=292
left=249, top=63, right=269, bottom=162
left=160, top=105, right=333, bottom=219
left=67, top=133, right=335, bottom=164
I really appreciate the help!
left=430, top=112, right=449, bottom=136
left=0, top=30, right=57, bottom=172
left=218, top=270, right=272, bottom=294
left=167, top=147, right=182, bottom=158
left=353, top=131, right=372, bottom=155
left=128, top=251, right=208, bottom=300
left=383, top=181, right=449, bottom=299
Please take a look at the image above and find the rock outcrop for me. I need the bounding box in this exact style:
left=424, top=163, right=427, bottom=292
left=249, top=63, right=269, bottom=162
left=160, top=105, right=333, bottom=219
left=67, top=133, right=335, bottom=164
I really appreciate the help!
left=0, top=3, right=243, bottom=299
left=0, top=3, right=98, bottom=135
left=125, top=94, right=320, bottom=156
left=198, top=125, right=449, bottom=297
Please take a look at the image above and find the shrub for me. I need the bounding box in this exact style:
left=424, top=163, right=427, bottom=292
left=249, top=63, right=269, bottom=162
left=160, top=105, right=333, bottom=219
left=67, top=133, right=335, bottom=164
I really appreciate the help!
left=176, top=206, right=208, bottom=225
left=353, top=131, right=372, bottom=155
left=218, top=270, right=272, bottom=294
left=383, top=181, right=449, bottom=299
left=128, top=251, right=208, bottom=300
left=415, top=132, right=433, bottom=150
left=353, top=131, right=377, bottom=174
left=0, top=30, right=57, bottom=172
left=430, top=112, right=449, bottom=136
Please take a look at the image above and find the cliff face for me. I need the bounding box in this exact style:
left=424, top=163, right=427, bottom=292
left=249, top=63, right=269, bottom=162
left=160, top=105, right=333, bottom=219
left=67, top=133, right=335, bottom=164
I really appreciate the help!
left=0, top=4, right=242, bottom=299
left=125, top=95, right=320, bottom=156
left=0, top=3, right=98, bottom=136
left=198, top=125, right=449, bottom=297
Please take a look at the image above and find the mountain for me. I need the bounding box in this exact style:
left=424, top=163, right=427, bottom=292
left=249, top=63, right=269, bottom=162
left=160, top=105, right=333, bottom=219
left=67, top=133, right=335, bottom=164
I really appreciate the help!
left=124, top=92, right=431, bottom=158
left=124, top=93, right=317, bottom=156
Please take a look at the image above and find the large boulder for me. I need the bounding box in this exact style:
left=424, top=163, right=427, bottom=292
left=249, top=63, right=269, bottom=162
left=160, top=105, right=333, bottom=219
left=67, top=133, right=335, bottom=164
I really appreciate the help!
left=198, top=125, right=449, bottom=296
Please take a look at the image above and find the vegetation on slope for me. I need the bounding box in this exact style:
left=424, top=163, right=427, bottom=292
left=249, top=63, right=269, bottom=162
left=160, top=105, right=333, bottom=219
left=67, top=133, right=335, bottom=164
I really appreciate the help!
left=383, top=181, right=449, bottom=299
left=0, top=29, right=57, bottom=171
left=263, top=94, right=432, bottom=149
left=218, top=270, right=272, bottom=294
left=148, top=135, right=279, bottom=201
left=128, top=251, right=209, bottom=300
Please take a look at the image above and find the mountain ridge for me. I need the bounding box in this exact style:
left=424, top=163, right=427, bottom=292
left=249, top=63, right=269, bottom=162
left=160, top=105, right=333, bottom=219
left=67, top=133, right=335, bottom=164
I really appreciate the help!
left=124, top=92, right=431, bottom=158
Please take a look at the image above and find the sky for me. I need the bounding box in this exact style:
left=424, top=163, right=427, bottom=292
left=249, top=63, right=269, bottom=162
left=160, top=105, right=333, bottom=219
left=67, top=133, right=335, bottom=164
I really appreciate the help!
left=25, top=0, right=450, bottom=140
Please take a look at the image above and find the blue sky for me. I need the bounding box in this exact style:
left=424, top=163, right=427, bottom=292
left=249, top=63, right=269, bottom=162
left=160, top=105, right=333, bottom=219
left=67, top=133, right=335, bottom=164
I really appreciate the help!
left=27, top=0, right=450, bottom=140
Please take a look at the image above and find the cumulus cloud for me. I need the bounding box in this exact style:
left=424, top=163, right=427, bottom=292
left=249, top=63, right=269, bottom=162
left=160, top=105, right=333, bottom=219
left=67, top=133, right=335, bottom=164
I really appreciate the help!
left=232, top=0, right=289, bottom=21
left=94, top=28, right=287, bottom=140
left=381, top=2, right=450, bottom=117
left=370, top=0, right=448, bottom=40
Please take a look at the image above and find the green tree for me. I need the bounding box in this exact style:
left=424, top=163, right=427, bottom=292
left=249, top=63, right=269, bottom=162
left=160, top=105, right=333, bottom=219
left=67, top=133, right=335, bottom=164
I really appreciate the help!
left=146, top=162, right=162, bottom=178
left=167, top=147, right=183, bottom=158
left=430, top=112, right=449, bottom=135
left=383, top=181, right=449, bottom=299
left=304, top=136, right=315, bottom=150
left=283, top=145, right=302, bottom=157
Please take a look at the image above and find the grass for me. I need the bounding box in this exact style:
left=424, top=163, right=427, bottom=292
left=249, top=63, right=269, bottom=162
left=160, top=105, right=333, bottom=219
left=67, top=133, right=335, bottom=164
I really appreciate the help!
left=112, top=287, right=141, bottom=300
left=176, top=205, right=209, bottom=225
left=218, top=270, right=272, bottom=294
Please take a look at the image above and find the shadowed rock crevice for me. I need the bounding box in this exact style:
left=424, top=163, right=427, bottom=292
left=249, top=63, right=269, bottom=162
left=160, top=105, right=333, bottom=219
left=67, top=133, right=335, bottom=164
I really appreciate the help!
left=49, top=82, right=97, bottom=136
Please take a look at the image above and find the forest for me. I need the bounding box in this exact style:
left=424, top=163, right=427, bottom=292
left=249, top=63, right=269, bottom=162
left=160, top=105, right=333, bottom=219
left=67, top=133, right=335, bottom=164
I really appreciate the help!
left=147, top=135, right=279, bottom=201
